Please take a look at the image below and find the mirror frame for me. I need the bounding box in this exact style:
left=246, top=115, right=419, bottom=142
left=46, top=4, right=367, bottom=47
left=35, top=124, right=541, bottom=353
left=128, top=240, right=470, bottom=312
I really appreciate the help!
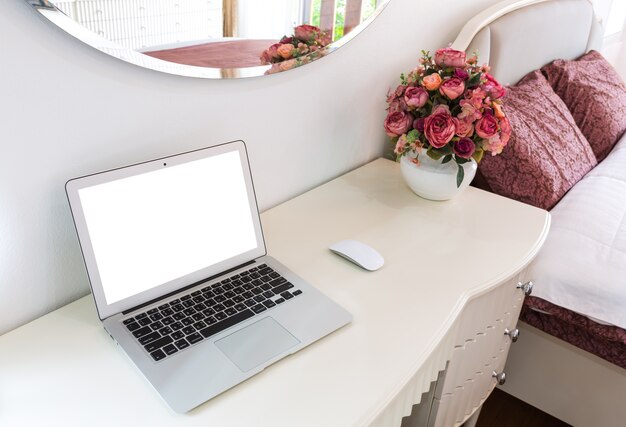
left=27, top=0, right=390, bottom=79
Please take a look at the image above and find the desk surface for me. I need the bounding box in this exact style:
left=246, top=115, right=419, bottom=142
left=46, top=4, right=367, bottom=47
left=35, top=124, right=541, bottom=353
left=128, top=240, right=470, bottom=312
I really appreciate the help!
left=0, top=159, right=549, bottom=427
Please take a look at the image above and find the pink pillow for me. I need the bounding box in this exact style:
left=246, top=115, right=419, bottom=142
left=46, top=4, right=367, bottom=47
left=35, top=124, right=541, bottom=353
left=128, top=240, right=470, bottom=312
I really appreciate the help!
left=477, top=70, right=597, bottom=210
left=542, top=50, right=626, bottom=162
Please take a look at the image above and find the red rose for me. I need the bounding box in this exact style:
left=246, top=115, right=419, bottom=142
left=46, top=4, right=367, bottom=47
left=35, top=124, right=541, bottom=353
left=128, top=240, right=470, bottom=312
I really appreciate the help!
left=434, top=47, right=466, bottom=67
left=439, top=77, right=465, bottom=100
left=424, top=105, right=456, bottom=148
left=475, top=113, right=499, bottom=139
left=384, top=111, right=412, bottom=137
left=294, top=24, right=321, bottom=42
left=404, top=86, right=429, bottom=108
left=453, top=137, right=476, bottom=159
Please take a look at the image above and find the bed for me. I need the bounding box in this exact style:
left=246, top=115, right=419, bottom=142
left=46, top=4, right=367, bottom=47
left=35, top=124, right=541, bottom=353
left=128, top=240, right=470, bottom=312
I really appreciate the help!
left=450, top=0, right=626, bottom=425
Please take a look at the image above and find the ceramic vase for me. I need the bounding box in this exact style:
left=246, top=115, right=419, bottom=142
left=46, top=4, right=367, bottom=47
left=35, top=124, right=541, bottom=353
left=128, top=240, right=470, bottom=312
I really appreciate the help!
left=400, top=153, right=477, bottom=201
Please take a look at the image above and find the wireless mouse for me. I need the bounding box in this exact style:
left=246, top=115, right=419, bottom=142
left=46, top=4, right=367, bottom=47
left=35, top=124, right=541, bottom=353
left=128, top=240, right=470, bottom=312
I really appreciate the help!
left=329, top=240, right=384, bottom=271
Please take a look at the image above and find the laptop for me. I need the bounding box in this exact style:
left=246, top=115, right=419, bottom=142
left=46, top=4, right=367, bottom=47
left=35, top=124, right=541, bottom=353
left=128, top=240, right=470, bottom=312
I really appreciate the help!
left=65, top=140, right=352, bottom=413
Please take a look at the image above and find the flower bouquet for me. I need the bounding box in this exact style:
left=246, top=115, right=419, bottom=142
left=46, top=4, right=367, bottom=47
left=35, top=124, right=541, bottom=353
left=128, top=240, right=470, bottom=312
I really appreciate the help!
left=260, top=24, right=331, bottom=74
left=384, top=48, right=511, bottom=187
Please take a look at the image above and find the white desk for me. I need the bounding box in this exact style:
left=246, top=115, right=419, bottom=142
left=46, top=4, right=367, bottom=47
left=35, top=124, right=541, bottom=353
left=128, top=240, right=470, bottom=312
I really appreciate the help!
left=0, top=159, right=549, bottom=427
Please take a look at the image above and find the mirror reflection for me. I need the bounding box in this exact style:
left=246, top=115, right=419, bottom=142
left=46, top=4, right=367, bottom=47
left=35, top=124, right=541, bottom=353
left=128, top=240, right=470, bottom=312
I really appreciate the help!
left=34, top=0, right=387, bottom=78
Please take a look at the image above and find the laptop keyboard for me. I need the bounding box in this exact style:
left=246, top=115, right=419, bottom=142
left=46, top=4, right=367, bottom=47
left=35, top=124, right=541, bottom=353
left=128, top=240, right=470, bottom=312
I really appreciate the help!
left=121, top=264, right=303, bottom=362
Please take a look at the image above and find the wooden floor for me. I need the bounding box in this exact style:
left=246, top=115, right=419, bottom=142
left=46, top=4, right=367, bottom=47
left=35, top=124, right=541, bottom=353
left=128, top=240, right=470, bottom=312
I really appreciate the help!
left=475, top=388, right=571, bottom=427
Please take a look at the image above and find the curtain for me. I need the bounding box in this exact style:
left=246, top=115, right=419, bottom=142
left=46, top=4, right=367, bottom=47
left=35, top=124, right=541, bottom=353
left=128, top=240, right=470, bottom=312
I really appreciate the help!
left=223, top=0, right=238, bottom=38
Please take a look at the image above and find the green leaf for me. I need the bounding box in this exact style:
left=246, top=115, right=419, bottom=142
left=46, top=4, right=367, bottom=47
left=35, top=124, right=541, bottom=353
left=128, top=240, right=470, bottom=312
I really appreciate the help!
left=456, top=164, right=465, bottom=188
left=407, top=129, right=420, bottom=142
left=472, top=148, right=484, bottom=163
left=426, top=148, right=443, bottom=160
left=442, top=154, right=453, bottom=164
left=466, top=73, right=482, bottom=88
left=439, top=145, right=453, bottom=155
left=456, top=157, right=470, bottom=164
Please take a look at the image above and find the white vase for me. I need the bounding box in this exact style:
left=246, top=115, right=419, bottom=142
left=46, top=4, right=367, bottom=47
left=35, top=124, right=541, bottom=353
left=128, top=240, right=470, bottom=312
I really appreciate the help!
left=400, top=153, right=477, bottom=201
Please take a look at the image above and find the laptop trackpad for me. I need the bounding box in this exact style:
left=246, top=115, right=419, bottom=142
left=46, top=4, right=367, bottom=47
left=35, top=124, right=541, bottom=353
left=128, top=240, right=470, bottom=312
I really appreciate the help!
left=215, top=317, right=300, bottom=372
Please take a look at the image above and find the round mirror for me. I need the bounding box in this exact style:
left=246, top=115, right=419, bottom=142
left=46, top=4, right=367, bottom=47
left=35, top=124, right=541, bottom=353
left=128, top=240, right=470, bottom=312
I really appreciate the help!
left=27, top=0, right=389, bottom=78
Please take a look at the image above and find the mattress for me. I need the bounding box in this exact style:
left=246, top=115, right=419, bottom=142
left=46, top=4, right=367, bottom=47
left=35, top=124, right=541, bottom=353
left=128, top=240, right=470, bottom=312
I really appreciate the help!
left=521, top=296, right=626, bottom=369
left=525, top=134, right=626, bottom=330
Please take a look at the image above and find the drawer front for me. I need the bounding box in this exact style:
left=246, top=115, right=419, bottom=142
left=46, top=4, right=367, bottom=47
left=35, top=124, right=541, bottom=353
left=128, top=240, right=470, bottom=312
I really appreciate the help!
left=430, top=272, right=531, bottom=426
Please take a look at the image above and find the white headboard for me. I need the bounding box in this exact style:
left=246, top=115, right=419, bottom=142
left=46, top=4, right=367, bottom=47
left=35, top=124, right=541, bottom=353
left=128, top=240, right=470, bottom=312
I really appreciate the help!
left=451, top=0, right=602, bottom=85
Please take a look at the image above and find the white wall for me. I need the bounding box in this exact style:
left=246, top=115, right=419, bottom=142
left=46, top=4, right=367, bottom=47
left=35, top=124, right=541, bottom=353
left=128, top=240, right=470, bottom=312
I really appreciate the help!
left=0, top=0, right=500, bottom=335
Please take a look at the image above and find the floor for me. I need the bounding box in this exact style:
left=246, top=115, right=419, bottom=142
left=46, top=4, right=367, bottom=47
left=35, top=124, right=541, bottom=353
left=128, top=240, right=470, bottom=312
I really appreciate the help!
left=475, top=388, right=571, bottom=427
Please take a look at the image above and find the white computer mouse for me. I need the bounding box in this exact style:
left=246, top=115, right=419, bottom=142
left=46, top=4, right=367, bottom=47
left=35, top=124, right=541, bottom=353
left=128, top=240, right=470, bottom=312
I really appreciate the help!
left=329, top=239, right=384, bottom=271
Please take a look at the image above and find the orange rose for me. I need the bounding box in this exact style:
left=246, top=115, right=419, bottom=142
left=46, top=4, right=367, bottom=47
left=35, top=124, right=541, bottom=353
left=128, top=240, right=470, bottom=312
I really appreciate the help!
left=492, top=102, right=505, bottom=118
left=422, top=73, right=442, bottom=91
left=277, top=43, right=295, bottom=59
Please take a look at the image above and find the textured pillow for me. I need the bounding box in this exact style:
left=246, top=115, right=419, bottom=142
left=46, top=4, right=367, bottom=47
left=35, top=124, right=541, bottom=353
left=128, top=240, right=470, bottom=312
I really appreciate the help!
left=477, top=70, right=597, bottom=210
left=542, top=50, right=626, bottom=162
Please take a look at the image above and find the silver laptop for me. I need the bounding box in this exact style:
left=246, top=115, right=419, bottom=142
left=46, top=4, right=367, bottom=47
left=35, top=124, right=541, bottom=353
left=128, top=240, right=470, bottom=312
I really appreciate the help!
left=65, top=140, right=352, bottom=413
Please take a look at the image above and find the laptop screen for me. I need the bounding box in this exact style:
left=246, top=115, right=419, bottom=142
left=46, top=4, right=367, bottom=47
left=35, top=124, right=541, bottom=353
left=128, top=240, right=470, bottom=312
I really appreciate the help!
left=66, top=141, right=266, bottom=319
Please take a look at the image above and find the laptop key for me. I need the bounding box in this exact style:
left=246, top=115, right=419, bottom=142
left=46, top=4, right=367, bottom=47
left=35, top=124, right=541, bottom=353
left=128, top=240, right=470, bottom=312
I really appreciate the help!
left=182, top=326, right=195, bottom=335
left=173, top=312, right=184, bottom=321
left=151, top=321, right=164, bottom=331
left=281, top=291, right=294, bottom=300
left=181, top=318, right=193, bottom=326
left=244, top=299, right=256, bottom=307
left=225, top=308, right=237, bottom=316
left=150, top=349, right=166, bottom=361
left=158, top=303, right=170, bottom=310
left=199, top=309, right=255, bottom=339
left=122, top=318, right=135, bottom=325
left=175, top=339, right=190, bottom=350
left=138, top=317, right=152, bottom=326
left=161, top=308, right=174, bottom=316
left=215, top=312, right=227, bottom=321
left=132, top=326, right=153, bottom=338
left=139, top=331, right=162, bottom=345
left=293, top=290, right=302, bottom=296
left=160, top=327, right=173, bottom=336
left=188, top=333, right=203, bottom=344
left=171, top=331, right=184, bottom=340
left=147, top=308, right=158, bottom=315
left=263, top=300, right=276, bottom=309
left=206, top=316, right=217, bottom=325
left=171, top=322, right=183, bottom=331
left=144, top=336, right=173, bottom=353
left=275, top=298, right=285, bottom=304
left=272, top=282, right=294, bottom=295
left=163, top=344, right=178, bottom=355
left=126, top=322, right=140, bottom=332
left=252, top=304, right=266, bottom=314
left=262, top=290, right=274, bottom=298
left=253, top=295, right=265, bottom=303
left=234, top=303, right=247, bottom=312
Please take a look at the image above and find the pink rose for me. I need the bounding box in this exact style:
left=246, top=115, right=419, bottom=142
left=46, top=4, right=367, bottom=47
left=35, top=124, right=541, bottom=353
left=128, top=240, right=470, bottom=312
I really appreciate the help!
left=481, top=73, right=506, bottom=99
left=404, top=86, right=429, bottom=108
left=484, top=135, right=506, bottom=156
left=439, top=77, right=465, bottom=100
left=294, top=24, right=321, bottom=42
left=424, top=105, right=455, bottom=148
left=453, top=137, right=476, bottom=159
left=458, top=100, right=482, bottom=122
left=277, top=43, right=295, bottom=59
left=384, top=111, right=412, bottom=137
left=394, top=134, right=408, bottom=155
left=452, top=117, right=474, bottom=137
left=475, top=113, right=499, bottom=139
left=260, top=43, right=282, bottom=64
left=434, top=47, right=466, bottom=67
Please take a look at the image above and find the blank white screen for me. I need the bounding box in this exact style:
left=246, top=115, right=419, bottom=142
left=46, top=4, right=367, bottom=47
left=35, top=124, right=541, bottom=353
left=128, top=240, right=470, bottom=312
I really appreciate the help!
left=78, top=151, right=258, bottom=305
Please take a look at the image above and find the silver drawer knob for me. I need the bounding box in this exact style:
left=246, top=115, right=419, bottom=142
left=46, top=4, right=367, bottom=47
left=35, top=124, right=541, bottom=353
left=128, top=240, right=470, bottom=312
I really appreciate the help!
left=504, top=328, right=520, bottom=342
left=492, top=371, right=506, bottom=385
left=517, top=281, right=533, bottom=296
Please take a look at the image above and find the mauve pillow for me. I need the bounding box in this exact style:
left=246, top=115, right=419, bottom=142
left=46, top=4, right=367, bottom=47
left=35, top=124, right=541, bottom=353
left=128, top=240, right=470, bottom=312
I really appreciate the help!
left=542, top=50, right=626, bottom=162
left=477, top=70, right=597, bottom=210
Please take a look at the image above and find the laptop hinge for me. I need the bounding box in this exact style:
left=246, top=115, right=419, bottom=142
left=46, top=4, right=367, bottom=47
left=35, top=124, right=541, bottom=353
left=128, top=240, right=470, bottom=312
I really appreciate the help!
left=121, top=260, right=257, bottom=315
